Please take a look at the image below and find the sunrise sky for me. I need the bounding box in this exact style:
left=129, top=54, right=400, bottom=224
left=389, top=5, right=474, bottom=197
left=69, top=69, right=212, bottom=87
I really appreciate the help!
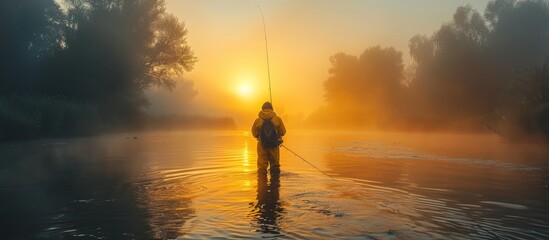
left=148, top=0, right=488, bottom=128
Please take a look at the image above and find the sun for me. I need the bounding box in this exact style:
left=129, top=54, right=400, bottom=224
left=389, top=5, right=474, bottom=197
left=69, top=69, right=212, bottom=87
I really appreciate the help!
left=237, top=83, right=253, bottom=98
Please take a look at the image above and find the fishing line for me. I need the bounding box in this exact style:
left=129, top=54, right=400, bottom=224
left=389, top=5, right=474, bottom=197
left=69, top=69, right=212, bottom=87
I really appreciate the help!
left=256, top=5, right=273, bottom=104
left=281, top=144, right=340, bottom=183
left=281, top=144, right=385, bottom=209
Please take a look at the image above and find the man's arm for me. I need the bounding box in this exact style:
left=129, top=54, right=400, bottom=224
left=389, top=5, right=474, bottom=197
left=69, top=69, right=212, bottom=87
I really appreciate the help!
left=251, top=118, right=261, bottom=138
left=277, top=117, right=286, bottom=137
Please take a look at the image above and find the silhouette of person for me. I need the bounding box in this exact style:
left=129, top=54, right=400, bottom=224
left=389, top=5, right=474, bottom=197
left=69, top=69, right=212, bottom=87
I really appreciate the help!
left=252, top=171, right=283, bottom=235
left=251, top=102, right=286, bottom=174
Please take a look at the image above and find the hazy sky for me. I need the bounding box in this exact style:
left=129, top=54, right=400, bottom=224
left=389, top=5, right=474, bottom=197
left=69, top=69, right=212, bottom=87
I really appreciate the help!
left=149, top=0, right=488, bottom=128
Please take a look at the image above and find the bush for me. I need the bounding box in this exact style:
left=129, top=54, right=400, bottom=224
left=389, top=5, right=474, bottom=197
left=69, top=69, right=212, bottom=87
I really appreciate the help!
left=488, top=59, right=549, bottom=142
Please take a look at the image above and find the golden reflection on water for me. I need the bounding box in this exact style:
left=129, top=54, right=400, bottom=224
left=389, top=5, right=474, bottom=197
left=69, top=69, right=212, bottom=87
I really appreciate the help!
left=242, top=137, right=252, bottom=191
left=1, top=130, right=547, bottom=239
left=126, top=131, right=549, bottom=239
left=243, top=139, right=249, bottom=168
left=134, top=131, right=276, bottom=238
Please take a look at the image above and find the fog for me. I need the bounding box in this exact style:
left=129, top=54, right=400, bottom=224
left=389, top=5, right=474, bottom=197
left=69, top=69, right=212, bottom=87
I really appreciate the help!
left=2, top=2, right=549, bottom=238
left=306, top=0, right=549, bottom=142
left=1, top=0, right=548, bottom=142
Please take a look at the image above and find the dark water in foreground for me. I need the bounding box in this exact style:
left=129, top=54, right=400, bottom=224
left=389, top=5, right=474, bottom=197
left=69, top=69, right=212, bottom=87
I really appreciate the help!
left=0, top=130, right=548, bottom=239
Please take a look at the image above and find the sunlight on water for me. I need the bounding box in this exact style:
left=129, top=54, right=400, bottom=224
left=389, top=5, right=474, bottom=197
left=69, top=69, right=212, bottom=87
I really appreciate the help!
left=0, top=130, right=548, bottom=239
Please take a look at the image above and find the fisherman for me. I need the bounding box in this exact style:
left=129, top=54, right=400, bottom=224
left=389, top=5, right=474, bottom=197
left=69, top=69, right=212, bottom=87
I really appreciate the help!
left=251, top=102, right=286, bottom=174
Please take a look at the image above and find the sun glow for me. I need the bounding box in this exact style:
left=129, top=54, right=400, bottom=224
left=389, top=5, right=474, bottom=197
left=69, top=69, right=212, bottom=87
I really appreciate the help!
left=238, top=83, right=252, bottom=97
left=236, top=75, right=256, bottom=99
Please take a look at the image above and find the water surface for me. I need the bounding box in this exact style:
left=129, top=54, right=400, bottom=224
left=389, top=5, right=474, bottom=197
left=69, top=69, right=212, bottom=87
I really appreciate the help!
left=1, top=130, right=548, bottom=239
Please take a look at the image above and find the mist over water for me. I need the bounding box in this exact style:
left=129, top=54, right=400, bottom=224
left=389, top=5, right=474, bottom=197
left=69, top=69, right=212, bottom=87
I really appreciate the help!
left=1, top=1, right=549, bottom=239
left=1, top=130, right=547, bottom=239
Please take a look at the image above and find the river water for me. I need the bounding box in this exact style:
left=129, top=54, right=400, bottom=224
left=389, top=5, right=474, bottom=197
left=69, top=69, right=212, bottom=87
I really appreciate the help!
left=0, top=130, right=548, bottom=239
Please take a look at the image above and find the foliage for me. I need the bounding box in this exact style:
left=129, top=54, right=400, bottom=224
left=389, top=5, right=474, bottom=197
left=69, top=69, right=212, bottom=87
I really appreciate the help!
left=0, top=0, right=197, bottom=140
left=488, top=59, right=549, bottom=141
left=319, top=46, right=404, bottom=127
left=44, top=0, right=197, bottom=118
left=408, top=0, right=549, bottom=120
left=0, top=0, right=65, bottom=95
left=409, top=5, right=495, bottom=119
left=408, top=0, right=549, bottom=137
left=311, top=0, right=549, bottom=141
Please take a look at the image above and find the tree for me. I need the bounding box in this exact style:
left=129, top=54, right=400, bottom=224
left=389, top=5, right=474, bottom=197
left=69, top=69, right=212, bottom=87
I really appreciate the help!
left=312, top=0, right=549, bottom=136
left=45, top=0, right=197, bottom=122
left=0, top=0, right=197, bottom=140
left=489, top=58, right=549, bottom=141
left=317, top=46, right=404, bottom=127
left=0, top=0, right=64, bottom=95
left=486, top=0, right=549, bottom=70
left=408, top=5, right=493, bottom=120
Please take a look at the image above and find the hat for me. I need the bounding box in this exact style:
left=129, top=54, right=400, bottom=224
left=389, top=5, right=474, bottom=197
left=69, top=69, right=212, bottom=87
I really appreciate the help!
left=262, top=101, right=273, bottom=110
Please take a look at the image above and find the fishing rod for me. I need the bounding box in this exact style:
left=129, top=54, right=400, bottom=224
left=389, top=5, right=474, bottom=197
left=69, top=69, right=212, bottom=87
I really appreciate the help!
left=256, top=6, right=273, bottom=104
left=255, top=6, right=338, bottom=183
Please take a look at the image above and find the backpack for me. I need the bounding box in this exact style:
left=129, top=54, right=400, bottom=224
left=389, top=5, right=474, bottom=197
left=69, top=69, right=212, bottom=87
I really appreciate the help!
left=259, top=118, right=280, bottom=148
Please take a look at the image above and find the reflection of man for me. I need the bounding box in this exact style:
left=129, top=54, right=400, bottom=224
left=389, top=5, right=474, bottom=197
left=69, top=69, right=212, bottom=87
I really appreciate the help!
left=251, top=102, right=286, bottom=174
left=253, top=171, right=282, bottom=234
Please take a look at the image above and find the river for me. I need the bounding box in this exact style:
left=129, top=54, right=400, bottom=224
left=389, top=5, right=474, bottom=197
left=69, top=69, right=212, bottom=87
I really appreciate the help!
left=0, top=130, right=548, bottom=239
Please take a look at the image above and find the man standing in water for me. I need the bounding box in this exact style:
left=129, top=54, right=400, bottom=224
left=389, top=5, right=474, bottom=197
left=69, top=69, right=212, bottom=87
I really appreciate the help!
left=252, top=102, right=286, bottom=174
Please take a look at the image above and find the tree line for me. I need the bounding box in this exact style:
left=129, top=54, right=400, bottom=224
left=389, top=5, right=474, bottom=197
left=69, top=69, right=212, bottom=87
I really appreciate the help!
left=309, top=0, right=549, bottom=142
left=0, top=0, right=198, bottom=140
